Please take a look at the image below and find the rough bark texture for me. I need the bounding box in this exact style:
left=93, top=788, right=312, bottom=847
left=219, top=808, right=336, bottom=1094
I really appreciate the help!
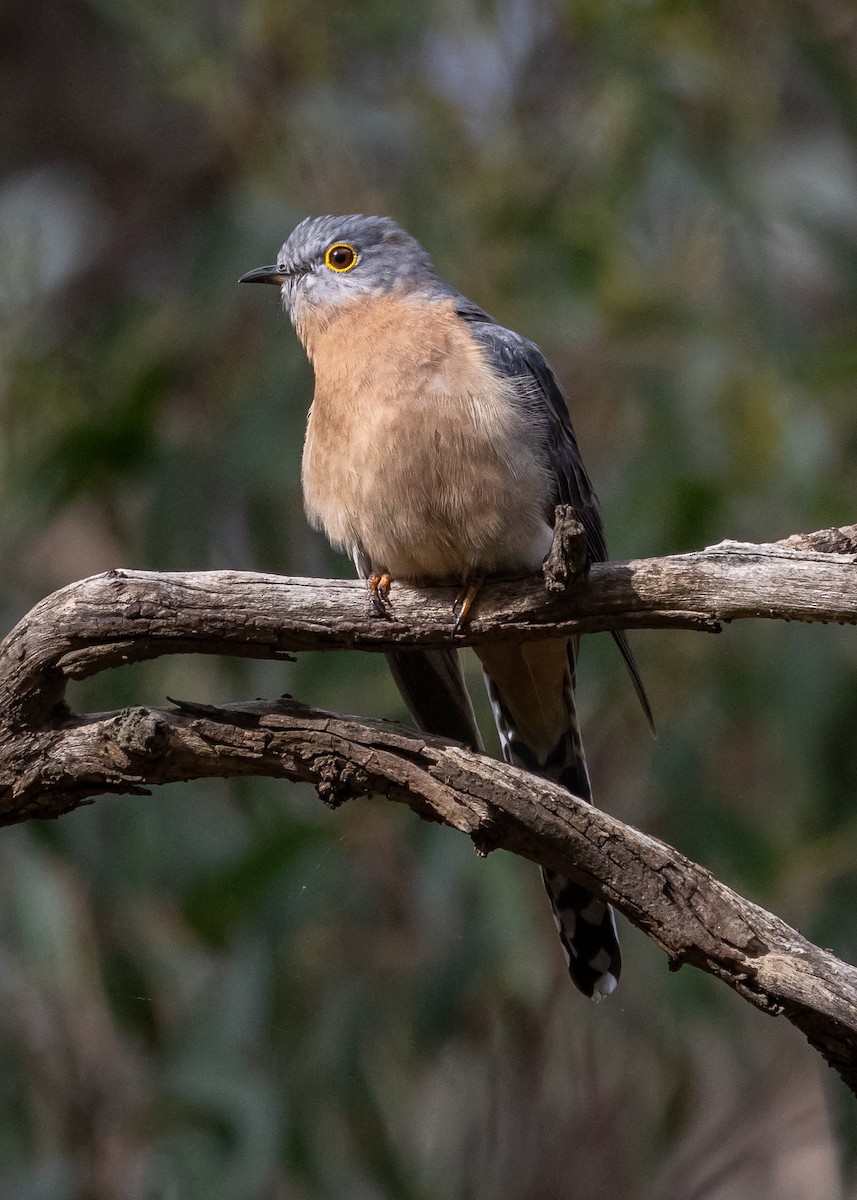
left=0, top=523, right=856, bottom=1092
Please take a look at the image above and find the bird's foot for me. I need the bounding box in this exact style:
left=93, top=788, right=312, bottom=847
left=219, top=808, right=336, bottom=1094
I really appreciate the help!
left=453, top=579, right=483, bottom=633
left=368, top=572, right=393, bottom=617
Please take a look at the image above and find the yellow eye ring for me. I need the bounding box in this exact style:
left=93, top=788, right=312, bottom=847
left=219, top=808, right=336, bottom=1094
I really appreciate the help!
left=324, top=242, right=358, bottom=272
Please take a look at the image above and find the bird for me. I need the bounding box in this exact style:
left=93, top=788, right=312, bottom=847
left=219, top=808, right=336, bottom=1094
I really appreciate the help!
left=240, top=214, right=652, bottom=999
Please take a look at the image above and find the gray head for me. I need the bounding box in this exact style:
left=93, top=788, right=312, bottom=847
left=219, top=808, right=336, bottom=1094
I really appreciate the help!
left=239, top=215, right=445, bottom=324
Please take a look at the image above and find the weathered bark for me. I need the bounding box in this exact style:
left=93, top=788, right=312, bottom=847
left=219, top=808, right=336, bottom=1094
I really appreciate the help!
left=0, top=523, right=855, bottom=1092
left=1, top=521, right=855, bottom=729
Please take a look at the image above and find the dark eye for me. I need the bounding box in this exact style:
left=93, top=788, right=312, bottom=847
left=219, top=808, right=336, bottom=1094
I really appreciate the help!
left=324, top=242, right=358, bottom=272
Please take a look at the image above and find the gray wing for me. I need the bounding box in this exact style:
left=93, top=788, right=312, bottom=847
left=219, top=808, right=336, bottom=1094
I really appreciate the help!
left=456, top=299, right=654, bottom=734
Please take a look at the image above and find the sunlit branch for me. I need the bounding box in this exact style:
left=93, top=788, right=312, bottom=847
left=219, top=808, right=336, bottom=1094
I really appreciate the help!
left=0, top=521, right=855, bottom=1093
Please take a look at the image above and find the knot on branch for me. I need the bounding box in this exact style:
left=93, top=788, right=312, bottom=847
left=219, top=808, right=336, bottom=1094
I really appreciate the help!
left=112, top=707, right=171, bottom=758
left=776, top=524, right=857, bottom=555
left=315, top=755, right=371, bottom=809
left=733, top=978, right=784, bottom=1016
left=469, top=814, right=503, bottom=858
left=543, top=506, right=589, bottom=593
left=743, top=934, right=770, bottom=958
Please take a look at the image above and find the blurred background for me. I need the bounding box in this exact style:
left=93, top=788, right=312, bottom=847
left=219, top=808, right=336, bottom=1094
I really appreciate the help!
left=1, top=0, right=856, bottom=1195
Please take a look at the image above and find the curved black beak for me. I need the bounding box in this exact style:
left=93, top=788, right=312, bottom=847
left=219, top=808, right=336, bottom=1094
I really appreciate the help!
left=238, top=264, right=286, bottom=285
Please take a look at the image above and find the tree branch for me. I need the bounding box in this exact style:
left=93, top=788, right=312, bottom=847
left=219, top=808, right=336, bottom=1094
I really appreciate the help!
left=1, top=522, right=855, bottom=728
left=0, top=523, right=855, bottom=1092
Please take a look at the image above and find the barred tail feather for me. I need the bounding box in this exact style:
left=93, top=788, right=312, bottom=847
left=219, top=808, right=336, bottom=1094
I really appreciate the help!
left=542, top=870, right=620, bottom=1000
left=477, top=639, right=621, bottom=1000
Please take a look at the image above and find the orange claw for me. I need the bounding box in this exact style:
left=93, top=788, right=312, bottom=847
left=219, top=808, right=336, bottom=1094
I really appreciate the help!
left=453, top=579, right=483, bottom=633
left=368, top=572, right=393, bottom=617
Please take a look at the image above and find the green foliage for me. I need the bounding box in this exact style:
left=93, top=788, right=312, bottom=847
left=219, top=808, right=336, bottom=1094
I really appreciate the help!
left=1, top=0, right=856, bottom=1193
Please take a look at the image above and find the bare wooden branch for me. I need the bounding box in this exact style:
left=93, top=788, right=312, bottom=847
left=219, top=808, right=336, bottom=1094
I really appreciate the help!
left=0, top=523, right=855, bottom=1092
left=2, top=524, right=855, bottom=729
left=3, top=695, right=857, bottom=1093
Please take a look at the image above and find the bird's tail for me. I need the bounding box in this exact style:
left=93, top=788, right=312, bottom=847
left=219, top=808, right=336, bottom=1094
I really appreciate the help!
left=385, top=647, right=483, bottom=750
left=476, top=639, right=620, bottom=1000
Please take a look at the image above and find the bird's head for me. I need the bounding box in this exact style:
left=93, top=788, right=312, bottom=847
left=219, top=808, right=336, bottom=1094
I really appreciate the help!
left=239, top=214, right=442, bottom=334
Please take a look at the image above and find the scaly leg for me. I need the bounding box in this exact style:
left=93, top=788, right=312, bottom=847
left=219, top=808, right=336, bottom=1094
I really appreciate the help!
left=453, top=578, right=483, bottom=633
left=368, top=572, right=393, bottom=617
